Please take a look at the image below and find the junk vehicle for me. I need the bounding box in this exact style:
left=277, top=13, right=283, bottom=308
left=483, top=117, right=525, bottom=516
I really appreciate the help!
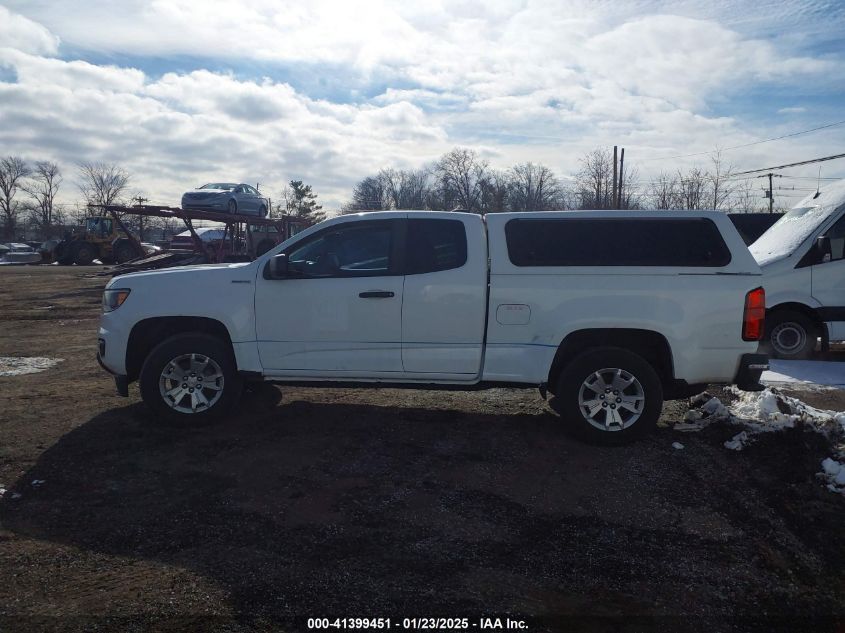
left=97, top=210, right=767, bottom=444
left=0, top=243, right=42, bottom=265
left=750, top=179, right=845, bottom=359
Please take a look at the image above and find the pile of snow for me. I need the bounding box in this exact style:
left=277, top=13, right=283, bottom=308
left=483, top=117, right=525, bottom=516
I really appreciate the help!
left=681, top=387, right=845, bottom=495
left=0, top=357, right=64, bottom=377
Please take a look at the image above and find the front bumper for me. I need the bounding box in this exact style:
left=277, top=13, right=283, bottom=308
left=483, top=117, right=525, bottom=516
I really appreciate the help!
left=733, top=353, right=769, bottom=392
left=97, top=347, right=129, bottom=397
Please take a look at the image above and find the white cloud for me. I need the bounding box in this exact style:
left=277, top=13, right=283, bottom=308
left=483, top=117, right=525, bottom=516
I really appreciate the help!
left=0, top=5, right=59, bottom=55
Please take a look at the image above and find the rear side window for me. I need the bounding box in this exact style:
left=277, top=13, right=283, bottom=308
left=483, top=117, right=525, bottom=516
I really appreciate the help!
left=505, top=218, right=731, bottom=267
left=406, top=219, right=468, bottom=274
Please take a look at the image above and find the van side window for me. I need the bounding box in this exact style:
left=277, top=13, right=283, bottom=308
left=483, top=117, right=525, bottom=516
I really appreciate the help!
left=406, top=219, right=468, bottom=274
left=505, top=218, right=731, bottom=267
left=823, top=215, right=845, bottom=262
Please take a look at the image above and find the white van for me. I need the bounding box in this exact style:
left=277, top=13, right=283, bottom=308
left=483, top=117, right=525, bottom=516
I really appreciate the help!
left=750, top=180, right=845, bottom=358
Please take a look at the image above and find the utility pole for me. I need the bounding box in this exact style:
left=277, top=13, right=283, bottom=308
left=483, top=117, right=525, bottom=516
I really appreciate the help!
left=757, top=173, right=781, bottom=213
left=618, top=148, right=625, bottom=210
left=131, top=195, right=149, bottom=241
left=612, top=146, right=618, bottom=210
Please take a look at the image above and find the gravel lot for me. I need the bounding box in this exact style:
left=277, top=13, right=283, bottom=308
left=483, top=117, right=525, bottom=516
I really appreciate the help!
left=1, top=266, right=844, bottom=632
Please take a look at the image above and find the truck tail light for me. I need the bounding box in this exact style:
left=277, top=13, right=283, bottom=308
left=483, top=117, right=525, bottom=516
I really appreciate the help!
left=742, top=287, right=765, bottom=341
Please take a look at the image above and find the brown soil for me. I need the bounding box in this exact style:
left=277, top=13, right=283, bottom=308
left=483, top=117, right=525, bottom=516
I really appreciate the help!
left=1, top=266, right=844, bottom=632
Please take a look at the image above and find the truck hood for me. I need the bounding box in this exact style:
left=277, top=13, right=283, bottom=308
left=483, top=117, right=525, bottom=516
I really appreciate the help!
left=107, top=261, right=255, bottom=288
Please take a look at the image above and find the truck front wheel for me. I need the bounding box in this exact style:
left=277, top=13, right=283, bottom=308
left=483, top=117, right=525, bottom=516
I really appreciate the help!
left=139, top=333, right=242, bottom=423
left=553, top=348, right=663, bottom=445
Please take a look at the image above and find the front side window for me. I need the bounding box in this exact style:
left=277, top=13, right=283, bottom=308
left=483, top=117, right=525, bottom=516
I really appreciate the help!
left=505, top=218, right=731, bottom=267
left=287, top=222, right=393, bottom=277
left=406, top=219, right=467, bottom=274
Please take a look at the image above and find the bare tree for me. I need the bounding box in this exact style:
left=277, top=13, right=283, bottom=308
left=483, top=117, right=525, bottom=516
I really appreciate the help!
left=618, top=165, right=641, bottom=210
left=274, top=183, right=293, bottom=216
left=708, top=150, right=736, bottom=210
left=574, top=148, right=613, bottom=209
left=674, top=167, right=708, bottom=210
left=376, top=168, right=430, bottom=210
left=0, top=156, right=31, bottom=238
left=77, top=161, right=130, bottom=210
left=23, top=160, right=62, bottom=235
left=508, top=162, right=563, bottom=211
left=479, top=169, right=510, bottom=214
left=648, top=172, right=678, bottom=209
left=731, top=180, right=763, bottom=213
left=350, top=175, right=389, bottom=211
left=435, top=147, right=489, bottom=213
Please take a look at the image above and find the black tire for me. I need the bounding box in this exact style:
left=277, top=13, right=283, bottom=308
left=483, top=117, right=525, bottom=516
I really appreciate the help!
left=552, top=347, right=663, bottom=445
left=114, top=240, right=140, bottom=264
left=139, top=333, right=243, bottom=424
left=228, top=199, right=237, bottom=214
left=55, top=242, right=73, bottom=265
left=258, top=205, right=267, bottom=218
left=762, top=309, right=817, bottom=360
left=73, top=242, right=95, bottom=266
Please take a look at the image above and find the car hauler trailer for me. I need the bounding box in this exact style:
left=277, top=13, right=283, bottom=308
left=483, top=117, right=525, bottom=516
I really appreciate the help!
left=90, top=204, right=311, bottom=273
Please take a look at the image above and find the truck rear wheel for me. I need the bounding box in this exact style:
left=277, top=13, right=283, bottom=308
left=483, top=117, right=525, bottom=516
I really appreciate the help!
left=552, top=348, right=663, bottom=445
left=139, top=333, right=242, bottom=424
left=762, top=310, right=817, bottom=360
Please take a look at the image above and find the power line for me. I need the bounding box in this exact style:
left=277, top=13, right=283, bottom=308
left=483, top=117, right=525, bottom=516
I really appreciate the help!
left=638, top=119, right=845, bottom=162
left=733, top=152, right=845, bottom=176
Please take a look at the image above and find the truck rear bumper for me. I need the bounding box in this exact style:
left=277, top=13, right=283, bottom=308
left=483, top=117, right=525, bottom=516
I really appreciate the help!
left=733, top=353, right=769, bottom=392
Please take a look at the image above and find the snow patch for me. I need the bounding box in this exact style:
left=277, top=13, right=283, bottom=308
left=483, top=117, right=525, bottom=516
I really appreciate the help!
left=761, top=359, right=845, bottom=389
left=820, top=458, right=845, bottom=495
left=0, top=356, right=63, bottom=376
left=682, top=387, right=845, bottom=495
left=724, top=431, right=751, bottom=451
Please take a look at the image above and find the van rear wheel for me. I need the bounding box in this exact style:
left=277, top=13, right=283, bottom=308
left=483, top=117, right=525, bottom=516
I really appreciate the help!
left=139, top=333, right=242, bottom=424
left=552, top=348, right=663, bottom=445
left=762, top=310, right=817, bottom=360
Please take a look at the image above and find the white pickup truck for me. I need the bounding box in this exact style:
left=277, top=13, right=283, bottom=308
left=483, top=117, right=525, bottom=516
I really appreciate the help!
left=98, top=210, right=767, bottom=443
left=750, top=180, right=845, bottom=359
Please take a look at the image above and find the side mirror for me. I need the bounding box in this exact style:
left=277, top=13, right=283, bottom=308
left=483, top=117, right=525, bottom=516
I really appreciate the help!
left=270, top=253, right=289, bottom=278
left=816, top=235, right=832, bottom=263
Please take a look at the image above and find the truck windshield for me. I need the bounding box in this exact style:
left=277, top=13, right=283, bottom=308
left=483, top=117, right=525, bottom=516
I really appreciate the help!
left=749, top=206, right=831, bottom=265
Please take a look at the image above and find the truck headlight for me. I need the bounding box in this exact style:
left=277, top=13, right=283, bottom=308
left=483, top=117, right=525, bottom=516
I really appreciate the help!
left=103, top=288, right=131, bottom=312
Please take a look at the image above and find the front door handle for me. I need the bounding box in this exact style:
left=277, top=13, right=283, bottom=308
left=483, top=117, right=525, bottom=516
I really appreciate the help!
left=359, top=291, right=395, bottom=298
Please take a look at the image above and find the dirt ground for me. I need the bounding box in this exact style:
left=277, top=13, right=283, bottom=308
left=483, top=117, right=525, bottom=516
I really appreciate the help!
left=1, top=266, right=844, bottom=633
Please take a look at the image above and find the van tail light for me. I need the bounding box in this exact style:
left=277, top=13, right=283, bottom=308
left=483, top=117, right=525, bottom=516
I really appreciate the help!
left=742, top=287, right=766, bottom=341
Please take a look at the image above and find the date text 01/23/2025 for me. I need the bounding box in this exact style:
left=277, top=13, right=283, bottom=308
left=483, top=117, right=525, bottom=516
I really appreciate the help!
left=307, top=617, right=528, bottom=630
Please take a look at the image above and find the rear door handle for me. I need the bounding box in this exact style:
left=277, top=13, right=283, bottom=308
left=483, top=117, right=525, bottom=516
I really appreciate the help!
left=359, top=291, right=395, bottom=298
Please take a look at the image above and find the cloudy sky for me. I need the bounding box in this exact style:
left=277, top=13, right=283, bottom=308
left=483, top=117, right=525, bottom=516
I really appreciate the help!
left=1, top=0, right=844, bottom=210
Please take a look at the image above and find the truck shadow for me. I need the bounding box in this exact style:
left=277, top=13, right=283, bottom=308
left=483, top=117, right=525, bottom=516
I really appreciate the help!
left=0, top=393, right=819, bottom=629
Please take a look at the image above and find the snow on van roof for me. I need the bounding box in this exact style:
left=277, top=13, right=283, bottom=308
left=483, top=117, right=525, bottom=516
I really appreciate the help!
left=750, top=179, right=845, bottom=266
